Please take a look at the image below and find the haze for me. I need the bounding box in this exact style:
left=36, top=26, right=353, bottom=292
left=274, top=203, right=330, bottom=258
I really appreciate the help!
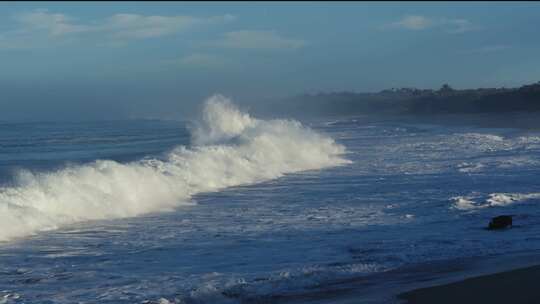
left=1, top=1, right=539, bottom=121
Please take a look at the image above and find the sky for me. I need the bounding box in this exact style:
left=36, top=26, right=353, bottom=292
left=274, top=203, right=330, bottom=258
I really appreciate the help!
left=1, top=1, right=540, bottom=121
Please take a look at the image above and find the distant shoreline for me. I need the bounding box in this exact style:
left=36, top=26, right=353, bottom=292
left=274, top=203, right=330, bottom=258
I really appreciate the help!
left=258, top=81, right=540, bottom=118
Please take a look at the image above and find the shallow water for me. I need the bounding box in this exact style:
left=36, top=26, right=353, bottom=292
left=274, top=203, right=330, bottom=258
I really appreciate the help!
left=1, top=101, right=540, bottom=303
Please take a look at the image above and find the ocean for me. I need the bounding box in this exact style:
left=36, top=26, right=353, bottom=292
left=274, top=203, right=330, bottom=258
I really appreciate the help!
left=1, top=95, right=540, bottom=303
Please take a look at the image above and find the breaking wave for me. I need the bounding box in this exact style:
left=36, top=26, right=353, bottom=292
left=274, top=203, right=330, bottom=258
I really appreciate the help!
left=0, top=95, right=350, bottom=241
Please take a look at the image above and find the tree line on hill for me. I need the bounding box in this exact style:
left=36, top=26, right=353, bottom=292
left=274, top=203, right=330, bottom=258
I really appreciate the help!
left=260, top=81, right=540, bottom=117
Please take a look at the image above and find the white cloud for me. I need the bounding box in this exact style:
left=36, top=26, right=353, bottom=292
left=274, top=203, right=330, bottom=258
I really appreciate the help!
left=103, top=13, right=235, bottom=39
left=0, top=9, right=236, bottom=48
left=390, top=15, right=432, bottom=30
left=383, top=15, right=479, bottom=34
left=14, top=9, right=92, bottom=36
left=213, top=30, right=306, bottom=50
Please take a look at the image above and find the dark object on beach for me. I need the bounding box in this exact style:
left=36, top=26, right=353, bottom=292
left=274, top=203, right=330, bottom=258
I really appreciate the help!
left=488, top=215, right=512, bottom=230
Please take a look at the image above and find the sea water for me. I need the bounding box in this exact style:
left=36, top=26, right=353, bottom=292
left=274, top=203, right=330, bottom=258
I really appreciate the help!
left=1, top=96, right=540, bottom=303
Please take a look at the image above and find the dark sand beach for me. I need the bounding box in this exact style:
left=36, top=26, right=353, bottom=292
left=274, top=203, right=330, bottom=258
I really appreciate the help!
left=398, top=265, right=540, bottom=304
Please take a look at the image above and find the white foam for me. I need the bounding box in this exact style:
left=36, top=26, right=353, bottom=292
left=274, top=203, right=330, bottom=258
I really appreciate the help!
left=177, top=262, right=383, bottom=303
left=0, top=95, right=350, bottom=242
left=486, top=193, right=540, bottom=206
left=451, top=192, right=540, bottom=210
left=457, top=162, right=486, bottom=173
left=451, top=196, right=483, bottom=210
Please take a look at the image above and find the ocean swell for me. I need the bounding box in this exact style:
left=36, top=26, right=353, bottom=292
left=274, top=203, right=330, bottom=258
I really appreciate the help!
left=0, top=95, right=350, bottom=241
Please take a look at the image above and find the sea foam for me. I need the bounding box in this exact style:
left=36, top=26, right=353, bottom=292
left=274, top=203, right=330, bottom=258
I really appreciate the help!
left=451, top=192, right=540, bottom=210
left=0, top=95, right=350, bottom=241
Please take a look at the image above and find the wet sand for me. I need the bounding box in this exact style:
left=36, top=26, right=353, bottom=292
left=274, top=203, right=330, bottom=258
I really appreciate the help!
left=398, top=264, right=540, bottom=304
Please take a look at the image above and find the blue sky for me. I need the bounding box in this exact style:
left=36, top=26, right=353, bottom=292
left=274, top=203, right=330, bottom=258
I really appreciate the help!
left=1, top=2, right=539, bottom=120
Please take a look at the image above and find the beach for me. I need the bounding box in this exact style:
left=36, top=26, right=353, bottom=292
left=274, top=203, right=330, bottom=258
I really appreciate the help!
left=398, top=265, right=540, bottom=304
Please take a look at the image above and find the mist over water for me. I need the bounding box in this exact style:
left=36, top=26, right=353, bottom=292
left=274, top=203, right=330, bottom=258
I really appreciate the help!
left=0, top=95, right=349, bottom=242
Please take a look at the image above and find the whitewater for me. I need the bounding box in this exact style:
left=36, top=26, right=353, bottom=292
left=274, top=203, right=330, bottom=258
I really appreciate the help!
left=0, top=95, right=349, bottom=241
left=2, top=97, right=540, bottom=303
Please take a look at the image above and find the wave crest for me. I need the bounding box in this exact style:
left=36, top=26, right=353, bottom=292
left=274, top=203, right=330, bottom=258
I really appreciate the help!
left=0, top=95, right=350, bottom=241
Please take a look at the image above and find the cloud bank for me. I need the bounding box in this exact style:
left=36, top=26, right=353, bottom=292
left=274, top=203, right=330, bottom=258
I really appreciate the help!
left=213, top=30, right=306, bottom=50
left=0, top=9, right=236, bottom=48
left=383, top=15, right=479, bottom=34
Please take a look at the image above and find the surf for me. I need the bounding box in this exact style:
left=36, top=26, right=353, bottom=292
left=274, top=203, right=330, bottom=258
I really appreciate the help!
left=0, top=95, right=350, bottom=242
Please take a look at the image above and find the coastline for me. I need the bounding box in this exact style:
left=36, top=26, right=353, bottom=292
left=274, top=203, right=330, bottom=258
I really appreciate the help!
left=397, top=264, right=540, bottom=304
left=297, top=251, right=540, bottom=304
